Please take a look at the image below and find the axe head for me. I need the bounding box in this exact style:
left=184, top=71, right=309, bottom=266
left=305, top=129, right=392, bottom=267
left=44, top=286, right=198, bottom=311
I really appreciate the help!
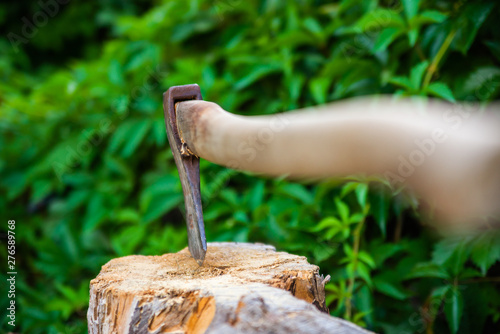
left=163, top=84, right=206, bottom=266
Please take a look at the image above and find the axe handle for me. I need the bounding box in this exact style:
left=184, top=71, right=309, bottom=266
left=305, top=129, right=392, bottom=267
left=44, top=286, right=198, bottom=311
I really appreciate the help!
left=176, top=97, right=500, bottom=223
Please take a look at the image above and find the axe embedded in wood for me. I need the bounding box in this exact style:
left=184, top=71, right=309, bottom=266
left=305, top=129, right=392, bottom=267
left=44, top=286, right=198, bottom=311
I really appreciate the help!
left=163, top=85, right=206, bottom=265
left=163, top=84, right=500, bottom=265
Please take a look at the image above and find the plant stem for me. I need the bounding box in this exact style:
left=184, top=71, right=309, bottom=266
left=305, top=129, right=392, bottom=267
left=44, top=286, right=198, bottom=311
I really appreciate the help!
left=422, top=29, right=456, bottom=88
left=423, top=295, right=434, bottom=334
left=461, top=277, right=500, bottom=284
left=345, top=218, right=366, bottom=319
left=415, top=43, right=427, bottom=62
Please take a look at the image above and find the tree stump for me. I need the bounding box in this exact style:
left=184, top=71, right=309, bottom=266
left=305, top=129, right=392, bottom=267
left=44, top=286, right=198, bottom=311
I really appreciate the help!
left=88, top=242, right=371, bottom=334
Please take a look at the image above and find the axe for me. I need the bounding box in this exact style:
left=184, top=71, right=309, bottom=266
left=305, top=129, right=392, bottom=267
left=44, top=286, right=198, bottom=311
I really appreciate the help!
left=163, top=84, right=500, bottom=265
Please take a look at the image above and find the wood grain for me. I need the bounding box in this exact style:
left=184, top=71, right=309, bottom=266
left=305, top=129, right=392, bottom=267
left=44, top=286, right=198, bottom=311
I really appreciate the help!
left=88, top=242, right=372, bottom=334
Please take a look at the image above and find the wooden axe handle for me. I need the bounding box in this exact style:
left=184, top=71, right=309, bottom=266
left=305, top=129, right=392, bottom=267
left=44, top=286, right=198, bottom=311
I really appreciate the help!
left=176, top=97, right=500, bottom=224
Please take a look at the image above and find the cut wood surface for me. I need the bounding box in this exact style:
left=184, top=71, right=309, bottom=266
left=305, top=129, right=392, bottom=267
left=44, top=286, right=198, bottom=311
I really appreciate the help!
left=88, top=242, right=372, bottom=334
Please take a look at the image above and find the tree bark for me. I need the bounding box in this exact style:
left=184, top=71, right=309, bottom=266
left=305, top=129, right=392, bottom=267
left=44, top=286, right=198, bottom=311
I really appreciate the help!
left=88, top=242, right=372, bottom=334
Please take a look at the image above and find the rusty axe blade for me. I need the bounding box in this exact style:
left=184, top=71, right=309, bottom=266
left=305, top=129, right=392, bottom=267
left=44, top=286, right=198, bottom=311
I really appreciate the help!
left=163, top=84, right=206, bottom=265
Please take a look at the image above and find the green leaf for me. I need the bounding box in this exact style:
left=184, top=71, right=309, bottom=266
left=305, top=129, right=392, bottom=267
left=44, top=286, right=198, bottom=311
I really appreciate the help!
left=202, top=65, right=216, bottom=90
left=152, top=118, right=167, bottom=146
left=303, top=17, right=323, bottom=36
left=324, top=224, right=345, bottom=240
left=431, top=285, right=450, bottom=299
left=234, top=63, right=282, bottom=90
left=484, top=40, right=500, bottom=62
left=347, top=9, right=405, bottom=34
left=310, top=77, right=330, bottom=104
left=233, top=210, right=249, bottom=223
left=121, top=119, right=151, bottom=157
left=248, top=180, right=265, bottom=211
left=356, top=262, right=373, bottom=287
left=406, top=263, right=450, bottom=280
left=414, top=10, right=448, bottom=25
left=471, top=234, right=500, bottom=275
left=220, top=188, right=240, bottom=206
left=353, top=310, right=370, bottom=328
left=104, top=154, right=133, bottom=180
left=389, top=76, right=412, bottom=90
left=108, top=120, right=134, bottom=153
left=31, top=179, right=53, bottom=204
left=432, top=238, right=462, bottom=265
left=349, top=213, right=364, bottom=224
left=65, top=190, right=90, bottom=212
left=370, top=190, right=390, bottom=238
left=459, top=66, right=500, bottom=101
left=313, top=243, right=336, bottom=262
left=335, top=198, right=350, bottom=223
left=410, top=61, right=429, bottom=91
left=355, top=183, right=368, bottom=209
left=108, top=60, right=124, bottom=86
left=452, top=3, right=494, bottom=54
left=340, top=182, right=358, bottom=198
left=372, top=28, right=403, bottom=53
left=343, top=243, right=354, bottom=258
left=425, top=82, right=456, bottom=102
left=407, top=28, right=418, bottom=47
left=280, top=183, right=314, bottom=205
left=311, top=216, right=342, bottom=232
left=170, top=19, right=216, bottom=43
left=370, top=242, right=402, bottom=266
left=140, top=175, right=182, bottom=224
left=402, top=0, right=420, bottom=20
left=374, top=280, right=408, bottom=300
left=434, top=238, right=469, bottom=277
left=111, top=225, right=146, bottom=256
left=115, top=208, right=141, bottom=223
left=83, top=194, right=108, bottom=232
left=358, top=251, right=376, bottom=269
left=458, top=267, right=482, bottom=279
left=445, top=287, right=464, bottom=334
left=287, top=74, right=304, bottom=106
left=141, top=194, right=182, bottom=224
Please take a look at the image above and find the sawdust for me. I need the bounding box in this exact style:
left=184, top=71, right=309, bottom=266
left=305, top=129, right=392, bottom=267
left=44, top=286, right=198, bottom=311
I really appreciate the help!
left=157, top=243, right=288, bottom=278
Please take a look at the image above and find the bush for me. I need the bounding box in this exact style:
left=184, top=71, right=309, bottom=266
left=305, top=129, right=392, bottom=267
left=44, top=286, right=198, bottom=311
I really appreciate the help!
left=1, top=0, right=499, bottom=333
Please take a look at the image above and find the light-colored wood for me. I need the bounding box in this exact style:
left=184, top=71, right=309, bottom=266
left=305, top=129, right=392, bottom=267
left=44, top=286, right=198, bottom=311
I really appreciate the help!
left=176, top=98, right=500, bottom=224
left=88, top=242, right=372, bottom=334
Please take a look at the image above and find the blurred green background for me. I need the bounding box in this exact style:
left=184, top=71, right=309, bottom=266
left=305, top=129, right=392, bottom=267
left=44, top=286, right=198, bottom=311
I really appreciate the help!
left=1, top=0, right=500, bottom=333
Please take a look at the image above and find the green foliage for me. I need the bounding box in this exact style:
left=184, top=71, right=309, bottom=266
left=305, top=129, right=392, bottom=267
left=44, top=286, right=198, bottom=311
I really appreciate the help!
left=1, top=0, right=500, bottom=333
